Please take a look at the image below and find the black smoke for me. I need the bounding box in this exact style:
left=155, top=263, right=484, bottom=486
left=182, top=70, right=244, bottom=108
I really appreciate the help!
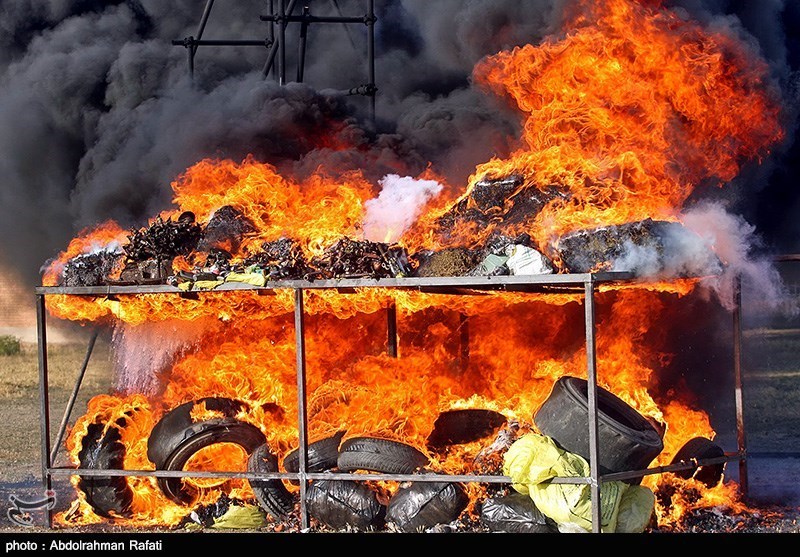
left=1, top=0, right=799, bottom=288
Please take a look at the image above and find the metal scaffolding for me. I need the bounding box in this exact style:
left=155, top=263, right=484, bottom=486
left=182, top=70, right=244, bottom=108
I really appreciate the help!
left=171, top=0, right=377, bottom=124
left=34, top=272, right=748, bottom=533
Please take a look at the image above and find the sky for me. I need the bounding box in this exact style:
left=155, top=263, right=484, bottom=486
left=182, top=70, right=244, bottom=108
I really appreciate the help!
left=1, top=0, right=800, bottom=288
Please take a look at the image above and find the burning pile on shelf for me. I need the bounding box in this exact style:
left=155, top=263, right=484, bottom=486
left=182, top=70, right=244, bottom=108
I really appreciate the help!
left=54, top=175, right=723, bottom=291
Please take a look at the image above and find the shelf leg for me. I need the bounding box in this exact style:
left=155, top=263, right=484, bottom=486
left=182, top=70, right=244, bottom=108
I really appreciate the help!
left=584, top=279, right=601, bottom=533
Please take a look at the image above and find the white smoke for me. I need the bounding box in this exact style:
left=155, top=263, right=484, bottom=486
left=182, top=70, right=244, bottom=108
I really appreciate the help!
left=683, top=202, right=795, bottom=313
left=612, top=221, right=724, bottom=279
left=362, top=174, right=443, bottom=243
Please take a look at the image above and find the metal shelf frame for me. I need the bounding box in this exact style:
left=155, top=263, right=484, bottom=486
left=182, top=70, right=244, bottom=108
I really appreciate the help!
left=34, top=272, right=748, bottom=533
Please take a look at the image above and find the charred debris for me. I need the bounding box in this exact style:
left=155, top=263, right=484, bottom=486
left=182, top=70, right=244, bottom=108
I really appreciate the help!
left=56, top=175, right=723, bottom=288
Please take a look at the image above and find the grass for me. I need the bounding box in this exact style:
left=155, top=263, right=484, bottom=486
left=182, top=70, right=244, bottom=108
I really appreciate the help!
left=0, top=335, right=20, bottom=356
left=0, top=339, right=113, bottom=478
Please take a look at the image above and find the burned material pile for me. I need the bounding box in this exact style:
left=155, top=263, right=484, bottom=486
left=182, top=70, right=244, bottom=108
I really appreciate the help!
left=50, top=171, right=724, bottom=288
left=436, top=175, right=568, bottom=232
left=309, top=237, right=412, bottom=280
left=552, top=218, right=724, bottom=277
left=117, top=212, right=202, bottom=284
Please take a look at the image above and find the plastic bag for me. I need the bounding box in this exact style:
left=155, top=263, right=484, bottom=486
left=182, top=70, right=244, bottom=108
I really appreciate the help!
left=503, top=433, right=653, bottom=533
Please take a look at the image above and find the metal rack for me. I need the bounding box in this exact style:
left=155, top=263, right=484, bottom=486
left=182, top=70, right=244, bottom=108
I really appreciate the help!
left=34, top=272, right=748, bottom=533
left=172, top=0, right=377, bottom=124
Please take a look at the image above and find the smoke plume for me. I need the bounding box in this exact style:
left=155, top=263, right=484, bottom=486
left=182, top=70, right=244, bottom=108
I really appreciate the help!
left=0, top=0, right=798, bottom=290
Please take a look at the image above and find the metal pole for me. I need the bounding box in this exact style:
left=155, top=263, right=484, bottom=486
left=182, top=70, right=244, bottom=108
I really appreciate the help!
left=459, top=313, right=469, bottom=373
left=261, top=0, right=298, bottom=79
left=297, top=6, right=309, bottom=82
left=36, top=294, right=53, bottom=528
left=189, top=0, right=215, bottom=82
left=294, top=288, right=310, bottom=530
left=584, top=279, right=602, bottom=533
left=387, top=303, right=398, bottom=357
left=195, top=0, right=216, bottom=51
left=367, top=0, right=376, bottom=126
left=733, top=275, right=748, bottom=497
left=279, top=0, right=286, bottom=85
left=188, top=44, right=195, bottom=82
left=50, top=329, right=99, bottom=465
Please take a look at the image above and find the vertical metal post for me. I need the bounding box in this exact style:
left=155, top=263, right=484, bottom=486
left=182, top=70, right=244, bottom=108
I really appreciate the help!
left=297, top=6, right=309, bottom=82
left=584, top=279, right=602, bottom=532
left=459, top=313, right=469, bottom=373
left=293, top=288, right=310, bottom=530
left=367, top=0, right=376, bottom=126
left=387, top=303, right=398, bottom=357
left=261, top=0, right=297, bottom=79
left=50, top=329, right=99, bottom=465
left=733, top=275, right=748, bottom=497
left=188, top=46, right=195, bottom=81
left=279, top=0, right=287, bottom=85
left=36, top=294, right=53, bottom=527
left=189, top=0, right=216, bottom=82
left=268, top=0, right=275, bottom=45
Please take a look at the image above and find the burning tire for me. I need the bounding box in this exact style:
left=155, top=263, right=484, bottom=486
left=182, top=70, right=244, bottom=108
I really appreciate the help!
left=247, top=443, right=295, bottom=520
left=533, top=376, right=664, bottom=480
left=77, top=422, right=134, bottom=519
left=426, top=409, right=507, bottom=449
left=283, top=431, right=346, bottom=475
left=670, top=437, right=725, bottom=487
left=337, top=437, right=429, bottom=474
left=146, top=397, right=266, bottom=505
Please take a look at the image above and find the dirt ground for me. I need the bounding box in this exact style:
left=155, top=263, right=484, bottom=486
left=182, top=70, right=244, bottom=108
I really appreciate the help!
left=2, top=323, right=800, bottom=535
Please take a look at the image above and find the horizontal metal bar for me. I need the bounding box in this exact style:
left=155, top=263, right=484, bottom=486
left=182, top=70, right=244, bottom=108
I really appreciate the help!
left=261, top=14, right=369, bottom=24
left=172, top=38, right=273, bottom=47
left=48, top=452, right=739, bottom=483
left=596, top=453, right=743, bottom=483
left=36, top=271, right=637, bottom=296
left=49, top=467, right=515, bottom=483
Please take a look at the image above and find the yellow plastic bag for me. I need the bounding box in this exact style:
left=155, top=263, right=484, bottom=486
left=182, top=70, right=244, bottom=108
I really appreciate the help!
left=225, top=272, right=266, bottom=287
left=503, top=433, right=652, bottom=533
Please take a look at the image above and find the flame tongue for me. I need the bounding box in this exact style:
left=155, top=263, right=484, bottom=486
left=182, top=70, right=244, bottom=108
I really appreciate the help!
left=467, top=0, right=783, bottom=248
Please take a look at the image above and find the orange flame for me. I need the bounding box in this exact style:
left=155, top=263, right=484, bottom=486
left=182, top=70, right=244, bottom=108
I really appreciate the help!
left=50, top=0, right=786, bottom=531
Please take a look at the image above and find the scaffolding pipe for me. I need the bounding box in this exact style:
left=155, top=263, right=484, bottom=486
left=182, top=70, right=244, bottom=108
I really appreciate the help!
left=297, top=6, right=310, bottom=82
left=173, top=39, right=273, bottom=46
left=49, top=329, right=99, bottom=465
left=367, top=0, right=375, bottom=126
left=190, top=0, right=215, bottom=80
left=261, top=0, right=298, bottom=79
left=279, top=0, right=286, bottom=84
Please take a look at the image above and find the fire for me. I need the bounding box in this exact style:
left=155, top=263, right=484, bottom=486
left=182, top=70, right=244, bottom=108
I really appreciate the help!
left=46, top=0, right=786, bottom=531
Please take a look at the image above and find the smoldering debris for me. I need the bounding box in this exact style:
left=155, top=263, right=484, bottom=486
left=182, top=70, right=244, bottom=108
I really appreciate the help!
left=435, top=175, right=569, bottom=234
left=196, top=205, right=257, bottom=254
left=553, top=218, right=725, bottom=277
left=309, top=237, right=412, bottom=280
left=240, top=238, right=309, bottom=280
left=61, top=250, right=123, bottom=287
